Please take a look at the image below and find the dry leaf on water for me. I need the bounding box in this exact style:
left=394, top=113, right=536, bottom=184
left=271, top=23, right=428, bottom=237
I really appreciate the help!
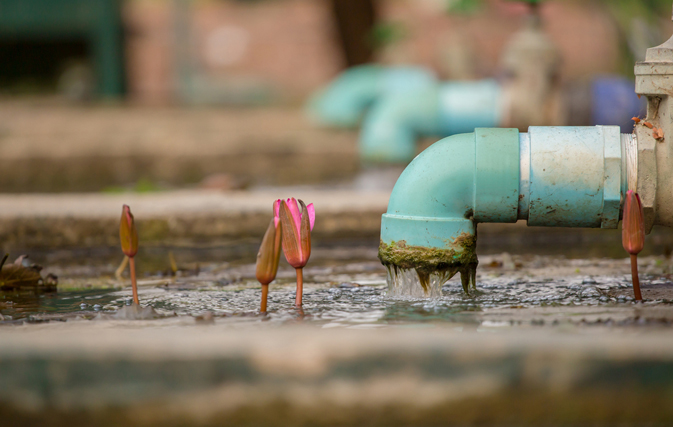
left=0, top=255, right=57, bottom=291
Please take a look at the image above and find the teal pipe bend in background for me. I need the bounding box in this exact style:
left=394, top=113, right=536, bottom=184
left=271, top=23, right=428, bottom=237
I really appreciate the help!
left=380, top=126, right=626, bottom=263
left=306, top=65, right=436, bottom=129
left=360, top=80, right=502, bottom=164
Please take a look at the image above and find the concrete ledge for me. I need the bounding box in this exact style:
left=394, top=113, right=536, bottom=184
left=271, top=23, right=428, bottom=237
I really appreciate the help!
left=2, top=325, right=673, bottom=426
left=0, top=190, right=390, bottom=248
left=0, top=103, right=358, bottom=192
left=1, top=189, right=672, bottom=251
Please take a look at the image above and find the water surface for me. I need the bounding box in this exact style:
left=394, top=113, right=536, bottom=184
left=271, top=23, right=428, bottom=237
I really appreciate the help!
left=3, top=246, right=673, bottom=329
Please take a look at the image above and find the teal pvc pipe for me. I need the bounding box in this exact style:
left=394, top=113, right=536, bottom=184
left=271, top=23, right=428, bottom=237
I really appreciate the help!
left=526, top=126, right=624, bottom=228
left=381, top=126, right=627, bottom=258
left=381, top=128, right=519, bottom=254
left=360, top=80, right=502, bottom=163
left=305, top=65, right=436, bottom=128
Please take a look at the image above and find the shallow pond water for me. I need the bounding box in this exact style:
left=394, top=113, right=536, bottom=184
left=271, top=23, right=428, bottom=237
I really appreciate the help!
left=3, top=242, right=673, bottom=329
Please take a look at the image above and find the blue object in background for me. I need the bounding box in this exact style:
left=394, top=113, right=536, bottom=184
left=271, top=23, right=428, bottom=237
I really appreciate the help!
left=592, top=76, right=645, bottom=133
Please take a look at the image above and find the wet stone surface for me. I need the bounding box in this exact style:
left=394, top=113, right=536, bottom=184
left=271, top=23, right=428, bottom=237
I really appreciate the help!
left=2, top=247, right=673, bottom=330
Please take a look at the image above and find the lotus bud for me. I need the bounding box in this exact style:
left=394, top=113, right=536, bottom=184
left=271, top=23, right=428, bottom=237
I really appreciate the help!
left=622, top=191, right=644, bottom=255
left=622, top=190, right=644, bottom=301
left=119, top=204, right=140, bottom=305
left=276, top=197, right=315, bottom=307
left=120, top=205, right=138, bottom=258
left=256, top=217, right=282, bottom=286
left=277, top=198, right=315, bottom=269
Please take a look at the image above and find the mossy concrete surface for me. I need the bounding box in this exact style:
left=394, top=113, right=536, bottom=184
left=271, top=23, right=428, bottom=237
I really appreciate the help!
left=2, top=325, right=673, bottom=426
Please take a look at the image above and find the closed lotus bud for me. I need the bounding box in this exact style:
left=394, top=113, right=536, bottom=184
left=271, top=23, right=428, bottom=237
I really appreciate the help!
left=120, top=205, right=138, bottom=258
left=278, top=198, right=315, bottom=269
left=622, top=191, right=644, bottom=255
left=256, top=218, right=282, bottom=285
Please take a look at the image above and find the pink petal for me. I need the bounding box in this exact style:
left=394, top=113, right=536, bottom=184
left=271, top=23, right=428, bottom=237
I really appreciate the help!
left=273, top=199, right=281, bottom=228
left=123, top=204, right=134, bottom=228
left=306, top=203, right=315, bottom=231
left=279, top=199, right=304, bottom=267
left=286, top=197, right=302, bottom=236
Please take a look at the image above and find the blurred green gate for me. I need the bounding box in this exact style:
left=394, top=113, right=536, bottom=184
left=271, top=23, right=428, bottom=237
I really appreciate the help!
left=0, top=0, right=125, bottom=97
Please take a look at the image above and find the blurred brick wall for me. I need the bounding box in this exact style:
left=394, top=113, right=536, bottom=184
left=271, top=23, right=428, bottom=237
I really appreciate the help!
left=125, top=1, right=175, bottom=104
left=124, top=0, right=343, bottom=104
left=123, top=0, right=621, bottom=104
left=376, top=0, right=619, bottom=80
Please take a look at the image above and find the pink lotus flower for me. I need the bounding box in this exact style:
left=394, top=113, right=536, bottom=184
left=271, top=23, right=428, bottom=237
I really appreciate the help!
left=622, top=190, right=644, bottom=301
left=275, top=198, right=315, bottom=306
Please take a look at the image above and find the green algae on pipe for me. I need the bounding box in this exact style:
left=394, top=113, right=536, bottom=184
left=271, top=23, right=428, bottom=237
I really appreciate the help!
left=378, top=237, right=477, bottom=273
left=379, top=238, right=478, bottom=294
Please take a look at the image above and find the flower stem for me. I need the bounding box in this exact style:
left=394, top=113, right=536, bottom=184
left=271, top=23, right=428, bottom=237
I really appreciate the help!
left=630, top=254, right=642, bottom=301
left=295, top=267, right=303, bottom=307
left=129, top=256, right=140, bottom=305
left=115, top=256, right=129, bottom=281
left=260, top=284, right=269, bottom=313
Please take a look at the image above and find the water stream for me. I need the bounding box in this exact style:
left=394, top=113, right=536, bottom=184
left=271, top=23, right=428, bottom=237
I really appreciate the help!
left=386, top=267, right=454, bottom=297
left=386, top=264, right=478, bottom=297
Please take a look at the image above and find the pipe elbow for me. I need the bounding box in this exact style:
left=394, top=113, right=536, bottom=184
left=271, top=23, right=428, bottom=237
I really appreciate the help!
left=385, top=133, right=476, bottom=220
left=380, top=129, right=520, bottom=268
left=306, top=65, right=436, bottom=129
left=305, top=65, right=383, bottom=128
